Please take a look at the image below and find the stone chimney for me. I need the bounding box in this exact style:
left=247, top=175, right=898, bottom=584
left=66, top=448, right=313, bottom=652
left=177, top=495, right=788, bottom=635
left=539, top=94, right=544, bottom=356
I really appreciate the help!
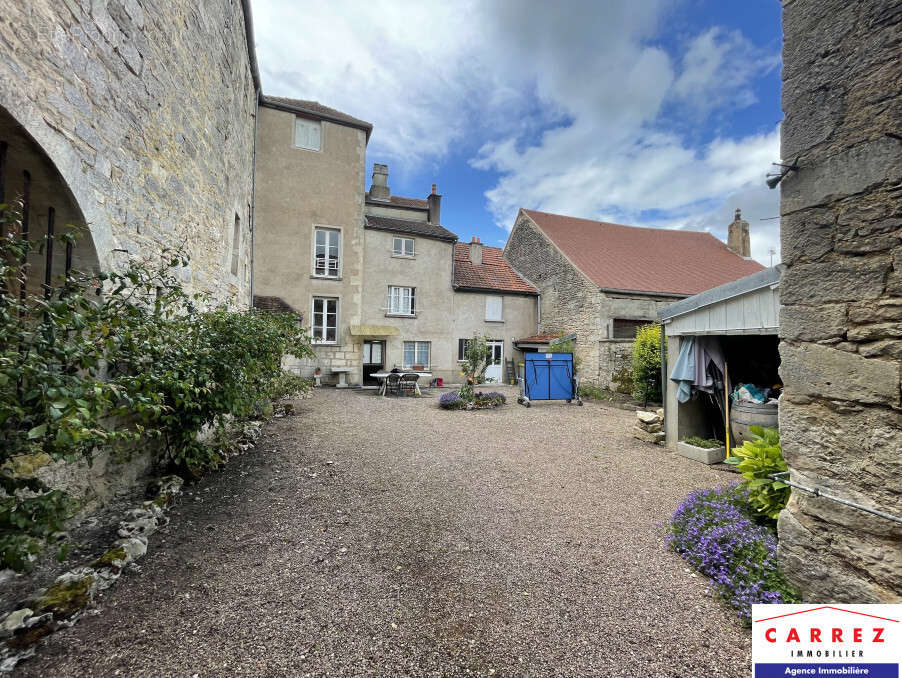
left=427, top=183, right=441, bottom=224
left=469, top=236, right=483, bottom=265
left=368, top=163, right=390, bottom=200
left=727, top=208, right=751, bottom=258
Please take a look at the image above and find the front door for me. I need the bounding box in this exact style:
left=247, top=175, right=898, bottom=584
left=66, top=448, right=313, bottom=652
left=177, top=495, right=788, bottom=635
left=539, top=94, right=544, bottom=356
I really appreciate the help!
left=362, top=341, right=384, bottom=386
left=484, top=340, right=503, bottom=383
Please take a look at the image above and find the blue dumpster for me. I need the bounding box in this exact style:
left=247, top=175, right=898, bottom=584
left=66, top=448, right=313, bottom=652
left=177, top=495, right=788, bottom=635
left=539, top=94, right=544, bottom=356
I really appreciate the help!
left=518, top=352, right=583, bottom=407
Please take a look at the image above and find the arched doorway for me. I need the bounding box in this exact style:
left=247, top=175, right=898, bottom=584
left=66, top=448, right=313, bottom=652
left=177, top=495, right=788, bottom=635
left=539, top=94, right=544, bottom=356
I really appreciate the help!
left=1, top=105, right=100, bottom=293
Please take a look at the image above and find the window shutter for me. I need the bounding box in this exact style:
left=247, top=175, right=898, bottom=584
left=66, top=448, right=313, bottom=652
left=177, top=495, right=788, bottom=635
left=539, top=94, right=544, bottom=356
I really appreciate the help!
left=485, top=296, right=503, bottom=321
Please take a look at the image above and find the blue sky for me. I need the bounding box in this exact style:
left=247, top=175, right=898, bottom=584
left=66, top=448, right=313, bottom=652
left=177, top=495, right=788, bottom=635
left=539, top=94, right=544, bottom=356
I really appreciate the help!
left=254, top=0, right=784, bottom=265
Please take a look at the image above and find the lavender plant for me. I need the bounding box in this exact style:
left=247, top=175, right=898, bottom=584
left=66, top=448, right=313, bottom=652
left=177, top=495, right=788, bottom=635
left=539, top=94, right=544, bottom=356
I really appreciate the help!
left=668, top=484, right=799, bottom=623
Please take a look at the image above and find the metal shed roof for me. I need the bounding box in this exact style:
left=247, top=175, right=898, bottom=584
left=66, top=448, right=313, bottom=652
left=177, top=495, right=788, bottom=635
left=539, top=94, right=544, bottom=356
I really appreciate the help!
left=658, top=265, right=782, bottom=336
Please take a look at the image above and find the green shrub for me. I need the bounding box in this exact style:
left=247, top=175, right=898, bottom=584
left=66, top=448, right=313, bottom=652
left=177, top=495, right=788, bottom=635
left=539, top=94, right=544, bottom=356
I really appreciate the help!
left=631, top=324, right=663, bottom=402
left=0, top=207, right=314, bottom=568
left=724, top=426, right=788, bottom=521
left=681, top=436, right=722, bottom=449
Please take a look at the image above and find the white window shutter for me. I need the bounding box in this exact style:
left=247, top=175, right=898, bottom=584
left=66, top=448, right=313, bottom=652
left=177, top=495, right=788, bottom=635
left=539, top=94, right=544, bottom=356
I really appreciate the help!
left=485, top=296, right=502, bottom=321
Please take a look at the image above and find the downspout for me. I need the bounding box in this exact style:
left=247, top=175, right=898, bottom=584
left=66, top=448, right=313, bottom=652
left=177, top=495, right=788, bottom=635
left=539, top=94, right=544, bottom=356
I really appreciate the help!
left=659, top=322, right=666, bottom=424
left=240, top=0, right=262, bottom=308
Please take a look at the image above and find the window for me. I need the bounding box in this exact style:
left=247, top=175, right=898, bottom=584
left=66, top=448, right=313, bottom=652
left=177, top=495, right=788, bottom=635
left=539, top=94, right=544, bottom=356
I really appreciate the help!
left=403, top=341, right=430, bottom=368
left=388, top=286, right=415, bottom=315
left=295, top=117, right=321, bottom=151
left=392, top=237, right=415, bottom=257
left=612, top=318, right=650, bottom=339
left=485, top=295, right=503, bottom=322
left=230, top=214, right=240, bottom=275
left=458, top=338, right=470, bottom=361
left=314, top=228, right=340, bottom=277
left=311, top=297, right=338, bottom=343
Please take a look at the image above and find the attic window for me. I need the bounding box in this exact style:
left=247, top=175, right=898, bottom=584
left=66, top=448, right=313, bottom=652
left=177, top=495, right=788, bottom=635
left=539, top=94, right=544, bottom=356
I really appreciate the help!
left=295, top=117, right=321, bottom=151
left=612, top=318, right=650, bottom=339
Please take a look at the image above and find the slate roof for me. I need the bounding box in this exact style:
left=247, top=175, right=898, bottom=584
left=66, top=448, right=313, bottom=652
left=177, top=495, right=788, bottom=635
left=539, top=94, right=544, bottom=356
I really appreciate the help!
left=364, top=215, right=458, bottom=242
left=521, top=209, right=764, bottom=296
left=366, top=195, right=429, bottom=209
left=260, top=96, right=372, bottom=139
left=453, top=243, right=538, bottom=295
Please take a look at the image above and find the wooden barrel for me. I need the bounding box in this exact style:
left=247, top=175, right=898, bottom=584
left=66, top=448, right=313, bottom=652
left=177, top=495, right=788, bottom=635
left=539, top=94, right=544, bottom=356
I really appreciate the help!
left=730, top=401, right=778, bottom=446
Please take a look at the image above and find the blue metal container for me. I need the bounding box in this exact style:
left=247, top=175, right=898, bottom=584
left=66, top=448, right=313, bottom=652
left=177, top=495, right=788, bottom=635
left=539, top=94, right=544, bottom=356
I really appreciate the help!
left=518, top=353, right=582, bottom=407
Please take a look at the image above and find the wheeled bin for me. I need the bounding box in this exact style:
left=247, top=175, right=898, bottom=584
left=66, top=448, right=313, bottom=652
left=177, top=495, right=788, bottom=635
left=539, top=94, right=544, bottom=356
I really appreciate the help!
left=517, top=352, right=582, bottom=407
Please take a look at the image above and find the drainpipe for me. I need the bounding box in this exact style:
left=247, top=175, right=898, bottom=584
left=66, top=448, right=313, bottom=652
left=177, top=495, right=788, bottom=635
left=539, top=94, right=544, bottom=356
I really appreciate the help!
left=659, top=323, right=666, bottom=423
left=241, top=0, right=262, bottom=309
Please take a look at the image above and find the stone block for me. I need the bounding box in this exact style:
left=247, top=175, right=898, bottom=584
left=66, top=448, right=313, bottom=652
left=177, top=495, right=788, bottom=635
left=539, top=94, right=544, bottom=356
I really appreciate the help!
left=780, top=303, right=847, bottom=341
left=632, top=427, right=665, bottom=444
left=780, top=342, right=901, bottom=406
left=636, top=411, right=660, bottom=425
left=675, top=441, right=726, bottom=465
left=780, top=257, right=890, bottom=304
left=781, top=137, right=902, bottom=215
left=847, top=322, right=902, bottom=342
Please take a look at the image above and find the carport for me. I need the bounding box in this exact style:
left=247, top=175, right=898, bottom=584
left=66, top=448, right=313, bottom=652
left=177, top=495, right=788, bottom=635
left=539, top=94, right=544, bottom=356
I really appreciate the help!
left=658, top=266, right=782, bottom=454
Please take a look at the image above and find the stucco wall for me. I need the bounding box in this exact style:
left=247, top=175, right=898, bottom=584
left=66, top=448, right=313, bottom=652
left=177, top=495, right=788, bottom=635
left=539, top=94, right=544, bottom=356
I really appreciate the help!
left=254, top=105, right=367, bottom=382
left=365, top=203, right=428, bottom=221
left=0, top=0, right=256, bottom=304
left=778, top=0, right=902, bottom=602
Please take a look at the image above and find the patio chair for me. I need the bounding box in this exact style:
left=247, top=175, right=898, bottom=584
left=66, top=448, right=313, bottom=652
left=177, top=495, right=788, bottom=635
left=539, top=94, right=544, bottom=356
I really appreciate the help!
left=399, top=372, right=420, bottom=396
left=385, top=372, right=402, bottom=396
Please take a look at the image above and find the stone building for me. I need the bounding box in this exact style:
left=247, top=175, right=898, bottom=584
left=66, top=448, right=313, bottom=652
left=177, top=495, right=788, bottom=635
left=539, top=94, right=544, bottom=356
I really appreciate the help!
left=504, top=209, right=764, bottom=387
left=0, top=0, right=259, bottom=304
left=777, top=0, right=902, bottom=602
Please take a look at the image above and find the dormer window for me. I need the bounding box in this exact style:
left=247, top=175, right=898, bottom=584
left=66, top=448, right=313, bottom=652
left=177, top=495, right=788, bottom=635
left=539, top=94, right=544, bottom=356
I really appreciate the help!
left=295, top=117, right=321, bottom=151
left=392, top=237, right=415, bottom=257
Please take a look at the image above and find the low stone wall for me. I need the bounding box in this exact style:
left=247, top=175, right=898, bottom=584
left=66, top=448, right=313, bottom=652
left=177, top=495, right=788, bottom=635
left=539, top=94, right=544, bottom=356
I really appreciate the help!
left=777, top=0, right=902, bottom=602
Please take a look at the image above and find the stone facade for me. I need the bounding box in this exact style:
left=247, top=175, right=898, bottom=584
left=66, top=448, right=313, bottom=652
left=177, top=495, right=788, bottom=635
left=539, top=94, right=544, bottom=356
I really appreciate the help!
left=0, top=0, right=258, bottom=304
left=504, top=213, right=678, bottom=387
left=777, top=0, right=902, bottom=602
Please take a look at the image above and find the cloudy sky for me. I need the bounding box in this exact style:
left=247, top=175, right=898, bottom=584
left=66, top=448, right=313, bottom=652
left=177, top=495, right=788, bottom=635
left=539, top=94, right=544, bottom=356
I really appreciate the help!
left=253, top=0, right=783, bottom=265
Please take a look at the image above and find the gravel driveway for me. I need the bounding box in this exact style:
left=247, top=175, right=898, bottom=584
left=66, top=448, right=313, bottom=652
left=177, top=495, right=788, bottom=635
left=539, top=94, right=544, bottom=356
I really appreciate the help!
left=20, top=386, right=750, bottom=677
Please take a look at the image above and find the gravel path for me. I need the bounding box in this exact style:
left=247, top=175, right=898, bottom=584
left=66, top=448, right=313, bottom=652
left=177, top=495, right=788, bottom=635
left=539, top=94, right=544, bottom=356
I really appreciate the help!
left=19, top=387, right=750, bottom=677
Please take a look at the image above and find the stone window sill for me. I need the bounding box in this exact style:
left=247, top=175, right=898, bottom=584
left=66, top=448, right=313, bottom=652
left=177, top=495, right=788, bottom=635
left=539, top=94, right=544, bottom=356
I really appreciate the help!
left=311, top=275, right=342, bottom=281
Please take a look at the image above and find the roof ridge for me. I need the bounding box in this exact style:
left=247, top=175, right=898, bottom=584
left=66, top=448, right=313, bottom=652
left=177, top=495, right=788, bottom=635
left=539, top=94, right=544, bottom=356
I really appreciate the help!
left=523, top=208, right=724, bottom=238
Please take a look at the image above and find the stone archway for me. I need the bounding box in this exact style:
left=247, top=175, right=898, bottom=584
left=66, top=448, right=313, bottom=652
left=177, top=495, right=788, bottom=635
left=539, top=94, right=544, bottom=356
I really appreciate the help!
left=1, top=105, right=101, bottom=290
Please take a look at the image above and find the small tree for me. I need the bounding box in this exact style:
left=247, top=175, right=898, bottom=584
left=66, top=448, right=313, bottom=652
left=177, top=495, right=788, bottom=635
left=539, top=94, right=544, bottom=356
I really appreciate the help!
left=459, top=334, right=492, bottom=398
left=631, top=323, right=663, bottom=402
left=547, top=331, right=581, bottom=374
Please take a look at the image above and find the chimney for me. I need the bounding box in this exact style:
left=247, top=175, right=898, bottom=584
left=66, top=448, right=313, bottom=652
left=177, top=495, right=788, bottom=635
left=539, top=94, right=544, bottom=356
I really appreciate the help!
left=427, top=184, right=441, bottom=224
left=469, top=236, right=483, bottom=265
left=368, top=163, right=390, bottom=200
left=727, top=208, right=751, bottom=258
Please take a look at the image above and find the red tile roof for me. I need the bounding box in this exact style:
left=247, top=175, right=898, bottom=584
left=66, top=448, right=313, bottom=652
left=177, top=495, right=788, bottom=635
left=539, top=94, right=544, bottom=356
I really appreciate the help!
left=521, top=209, right=764, bottom=296
left=454, top=243, right=538, bottom=295
left=515, top=333, right=558, bottom=344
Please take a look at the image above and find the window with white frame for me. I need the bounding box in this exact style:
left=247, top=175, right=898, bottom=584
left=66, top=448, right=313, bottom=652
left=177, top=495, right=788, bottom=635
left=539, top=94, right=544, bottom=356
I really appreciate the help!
left=403, top=341, right=430, bottom=368
left=457, top=338, right=471, bottom=361
left=392, top=237, right=415, bottom=257
left=295, top=117, right=321, bottom=151
left=311, top=297, right=338, bottom=343
left=388, top=286, right=415, bottom=315
left=485, top=295, right=503, bottom=321
left=314, top=228, right=340, bottom=277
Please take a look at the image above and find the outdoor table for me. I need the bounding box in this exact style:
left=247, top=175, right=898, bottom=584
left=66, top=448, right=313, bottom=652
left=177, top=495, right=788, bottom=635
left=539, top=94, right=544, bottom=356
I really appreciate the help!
left=371, top=371, right=432, bottom=396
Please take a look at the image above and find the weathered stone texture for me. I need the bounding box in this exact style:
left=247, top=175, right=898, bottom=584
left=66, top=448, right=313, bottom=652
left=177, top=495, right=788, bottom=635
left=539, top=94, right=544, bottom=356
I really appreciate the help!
left=0, top=0, right=257, bottom=305
left=778, top=0, right=902, bottom=602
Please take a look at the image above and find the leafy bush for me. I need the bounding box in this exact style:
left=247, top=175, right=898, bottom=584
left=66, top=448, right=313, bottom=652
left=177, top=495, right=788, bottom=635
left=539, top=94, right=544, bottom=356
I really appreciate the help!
left=438, top=392, right=464, bottom=410
left=547, top=332, right=582, bottom=374
left=724, top=426, right=788, bottom=521
left=681, top=436, right=722, bottom=449
left=631, top=323, right=663, bottom=402
left=0, top=207, right=314, bottom=568
left=669, top=484, right=799, bottom=622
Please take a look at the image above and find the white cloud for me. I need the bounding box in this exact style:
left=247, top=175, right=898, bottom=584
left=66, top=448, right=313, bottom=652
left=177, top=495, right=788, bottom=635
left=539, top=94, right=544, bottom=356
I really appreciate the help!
left=252, top=0, right=782, bottom=265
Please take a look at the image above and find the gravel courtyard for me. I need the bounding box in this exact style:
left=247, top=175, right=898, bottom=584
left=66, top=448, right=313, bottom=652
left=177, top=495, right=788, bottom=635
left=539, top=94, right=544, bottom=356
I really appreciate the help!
left=20, top=386, right=749, bottom=677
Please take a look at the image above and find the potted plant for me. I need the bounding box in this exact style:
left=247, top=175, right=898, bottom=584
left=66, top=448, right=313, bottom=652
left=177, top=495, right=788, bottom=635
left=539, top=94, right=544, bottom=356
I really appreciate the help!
left=676, top=436, right=726, bottom=465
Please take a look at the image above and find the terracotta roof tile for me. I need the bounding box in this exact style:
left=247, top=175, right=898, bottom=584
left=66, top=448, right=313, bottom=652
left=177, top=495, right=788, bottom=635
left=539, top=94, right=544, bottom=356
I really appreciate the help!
left=365, top=215, right=457, bottom=242
left=522, top=209, right=764, bottom=296
left=454, top=243, right=538, bottom=295
left=515, top=333, right=558, bottom=344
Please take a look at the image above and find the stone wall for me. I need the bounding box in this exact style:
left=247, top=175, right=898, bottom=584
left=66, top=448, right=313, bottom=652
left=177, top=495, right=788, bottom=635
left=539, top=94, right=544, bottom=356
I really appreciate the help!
left=778, top=0, right=902, bottom=602
left=0, top=0, right=257, bottom=304
left=505, top=214, right=604, bottom=383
